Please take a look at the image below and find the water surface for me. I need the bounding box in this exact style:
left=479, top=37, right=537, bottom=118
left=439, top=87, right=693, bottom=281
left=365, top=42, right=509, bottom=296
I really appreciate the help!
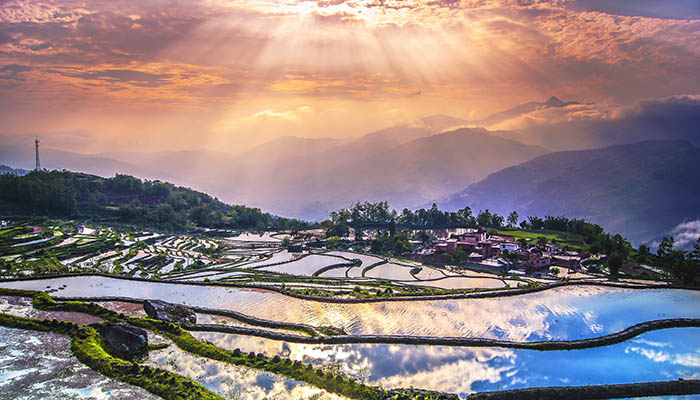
left=2, top=276, right=699, bottom=341
left=193, top=328, right=700, bottom=398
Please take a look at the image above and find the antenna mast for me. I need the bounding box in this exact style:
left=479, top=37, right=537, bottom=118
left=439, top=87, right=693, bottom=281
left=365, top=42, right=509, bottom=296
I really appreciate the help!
left=35, top=138, right=41, bottom=170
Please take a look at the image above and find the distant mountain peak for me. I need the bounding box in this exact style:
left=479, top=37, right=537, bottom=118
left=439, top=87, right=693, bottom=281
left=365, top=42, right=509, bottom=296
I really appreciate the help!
left=473, top=96, right=581, bottom=127
left=419, top=114, right=468, bottom=132
left=544, top=96, right=564, bottom=107
left=543, top=96, right=580, bottom=108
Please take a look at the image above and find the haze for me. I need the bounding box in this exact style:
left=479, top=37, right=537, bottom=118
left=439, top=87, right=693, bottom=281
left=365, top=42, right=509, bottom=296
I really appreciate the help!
left=1, top=0, right=699, bottom=243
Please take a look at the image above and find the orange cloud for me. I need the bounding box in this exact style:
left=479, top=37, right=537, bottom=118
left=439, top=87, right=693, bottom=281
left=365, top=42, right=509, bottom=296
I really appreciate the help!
left=0, top=0, right=698, bottom=153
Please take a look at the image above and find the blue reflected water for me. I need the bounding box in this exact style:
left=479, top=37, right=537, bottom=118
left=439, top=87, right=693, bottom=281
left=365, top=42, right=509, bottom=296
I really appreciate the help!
left=194, top=328, right=700, bottom=398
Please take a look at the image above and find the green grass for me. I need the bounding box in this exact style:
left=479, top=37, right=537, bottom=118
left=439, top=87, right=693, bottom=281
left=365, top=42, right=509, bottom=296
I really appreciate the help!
left=489, top=228, right=586, bottom=249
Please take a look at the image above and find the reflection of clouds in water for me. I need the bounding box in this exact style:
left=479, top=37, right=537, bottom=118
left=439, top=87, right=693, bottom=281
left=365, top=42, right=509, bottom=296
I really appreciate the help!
left=193, top=284, right=621, bottom=341
left=192, top=329, right=700, bottom=397
left=626, top=346, right=700, bottom=368
left=192, top=331, right=517, bottom=393
left=5, top=277, right=700, bottom=341
left=626, top=334, right=700, bottom=369
left=375, top=348, right=516, bottom=395
left=146, top=346, right=347, bottom=400
left=632, top=338, right=672, bottom=348
left=582, top=311, right=604, bottom=334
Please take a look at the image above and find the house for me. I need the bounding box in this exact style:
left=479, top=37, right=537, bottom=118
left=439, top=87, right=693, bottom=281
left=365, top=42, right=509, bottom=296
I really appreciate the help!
left=287, top=244, right=304, bottom=253
left=552, top=255, right=581, bottom=269
left=468, top=252, right=484, bottom=262
left=529, top=252, right=552, bottom=268
left=474, top=228, right=488, bottom=242
left=445, top=239, right=458, bottom=250
left=434, top=242, right=449, bottom=252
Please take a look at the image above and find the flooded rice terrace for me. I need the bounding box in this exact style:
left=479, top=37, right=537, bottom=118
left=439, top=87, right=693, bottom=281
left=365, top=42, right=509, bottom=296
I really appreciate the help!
left=192, top=328, right=700, bottom=397
left=1, top=274, right=699, bottom=399
left=2, top=276, right=699, bottom=341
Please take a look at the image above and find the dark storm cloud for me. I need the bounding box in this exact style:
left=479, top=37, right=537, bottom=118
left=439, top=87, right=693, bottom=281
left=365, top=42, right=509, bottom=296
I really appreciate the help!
left=573, top=0, right=700, bottom=20
left=56, top=69, right=174, bottom=87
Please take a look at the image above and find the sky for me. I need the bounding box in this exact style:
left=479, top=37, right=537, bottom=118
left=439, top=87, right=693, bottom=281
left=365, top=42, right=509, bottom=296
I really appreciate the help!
left=1, top=0, right=699, bottom=154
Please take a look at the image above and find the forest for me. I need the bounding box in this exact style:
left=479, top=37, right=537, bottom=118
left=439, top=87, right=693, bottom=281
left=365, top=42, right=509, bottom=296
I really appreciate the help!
left=0, top=170, right=310, bottom=232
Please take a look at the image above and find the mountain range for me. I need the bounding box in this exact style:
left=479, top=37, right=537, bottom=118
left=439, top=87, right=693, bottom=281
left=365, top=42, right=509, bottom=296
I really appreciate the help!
left=438, top=140, right=700, bottom=244
left=2, top=95, right=698, bottom=243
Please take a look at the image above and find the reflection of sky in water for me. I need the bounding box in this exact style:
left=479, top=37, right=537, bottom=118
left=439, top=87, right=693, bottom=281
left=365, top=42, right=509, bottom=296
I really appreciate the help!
left=3, top=277, right=700, bottom=341
left=194, top=328, right=700, bottom=398
left=146, top=345, right=348, bottom=400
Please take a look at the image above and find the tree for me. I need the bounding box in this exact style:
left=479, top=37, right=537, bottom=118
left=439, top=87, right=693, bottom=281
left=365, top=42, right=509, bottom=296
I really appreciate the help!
left=451, top=247, right=468, bottom=265
left=477, top=209, right=493, bottom=227
left=632, top=244, right=653, bottom=265
left=517, top=238, right=528, bottom=249
left=326, top=220, right=349, bottom=238
left=657, top=236, right=675, bottom=257
left=608, top=252, right=623, bottom=277
left=528, top=216, right=545, bottom=230
left=326, top=236, right=340, bottom=249
left=418, top=230, right=431, bottom=244
left=393, top=233, right=411, bottom=255
left=370, top=238, right=382, bottom=254
left=457, top=206, right=476, bottom=227
left=492, top=213, right=505, bottom=228
left=507, top=211, right=519, bottom=228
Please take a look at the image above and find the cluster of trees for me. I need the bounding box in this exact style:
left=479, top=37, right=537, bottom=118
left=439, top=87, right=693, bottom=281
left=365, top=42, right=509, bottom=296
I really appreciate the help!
left=515, top=214, right=631, bottom=266
left=520, top=215, right=605, bottom=241
left=0, top=170, right=78, bottom=215
left=0, top=170, right=309, bottom=232
left=369, top=232, right=411, bottom=256
left=652, top=237, right=700, bottom=284
left=324, top=202, right=518, bottom=234
left=323, top=202, right=610, bottom=240
left=323, top=202, right=640, bottom=273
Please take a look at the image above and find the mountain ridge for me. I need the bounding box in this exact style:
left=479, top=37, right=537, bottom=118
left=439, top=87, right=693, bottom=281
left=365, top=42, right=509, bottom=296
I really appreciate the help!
left=437, top=139, right=700, bottom=244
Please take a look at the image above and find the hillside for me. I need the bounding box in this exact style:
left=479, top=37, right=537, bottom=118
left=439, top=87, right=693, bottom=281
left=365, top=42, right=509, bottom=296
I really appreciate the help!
left=438, top=140, right=700, bottom=244
left=0, top=170, right=308, bottom=231
left=84, top=125, right=544, bottom=220
left=0, top=165, right=29, bottom=176
left=223, top=127, right=549, bottom=220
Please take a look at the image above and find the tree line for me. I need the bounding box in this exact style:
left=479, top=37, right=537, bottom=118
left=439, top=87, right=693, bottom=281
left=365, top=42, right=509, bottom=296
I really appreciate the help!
left=322, top=201, right=632, bottom=263
left=0, top=170, right=310, bottom=232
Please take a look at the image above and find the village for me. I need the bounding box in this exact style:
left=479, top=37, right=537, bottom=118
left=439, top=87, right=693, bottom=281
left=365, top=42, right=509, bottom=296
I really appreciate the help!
left=416, top=227, right=593, bottom=279
left=311, top=225, right=667, bottom=282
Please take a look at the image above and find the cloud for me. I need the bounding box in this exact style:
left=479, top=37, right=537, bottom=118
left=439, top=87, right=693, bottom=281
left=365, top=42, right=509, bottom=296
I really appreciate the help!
left=489, top=94, right=700, bottom=137
left=626, top=345, right=700, bottom=368
left=0, top=63, right=34, bottom=77
left=57, top=69, right=174, bottom=87
left=669, top=220, right=700, bottom=250
left=0, top=0, right=698, bottom=153
left=572, top=0, right=700, bottom=20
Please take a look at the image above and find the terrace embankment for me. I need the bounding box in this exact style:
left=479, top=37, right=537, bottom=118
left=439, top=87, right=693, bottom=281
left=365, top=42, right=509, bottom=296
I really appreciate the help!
left=42, top=293, right=700, bottom=350
left=0, top=272, right=696, bottom=303
left=465, top=379, right=700, bottom=400
left=183, top=317, right=700, bottom=350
